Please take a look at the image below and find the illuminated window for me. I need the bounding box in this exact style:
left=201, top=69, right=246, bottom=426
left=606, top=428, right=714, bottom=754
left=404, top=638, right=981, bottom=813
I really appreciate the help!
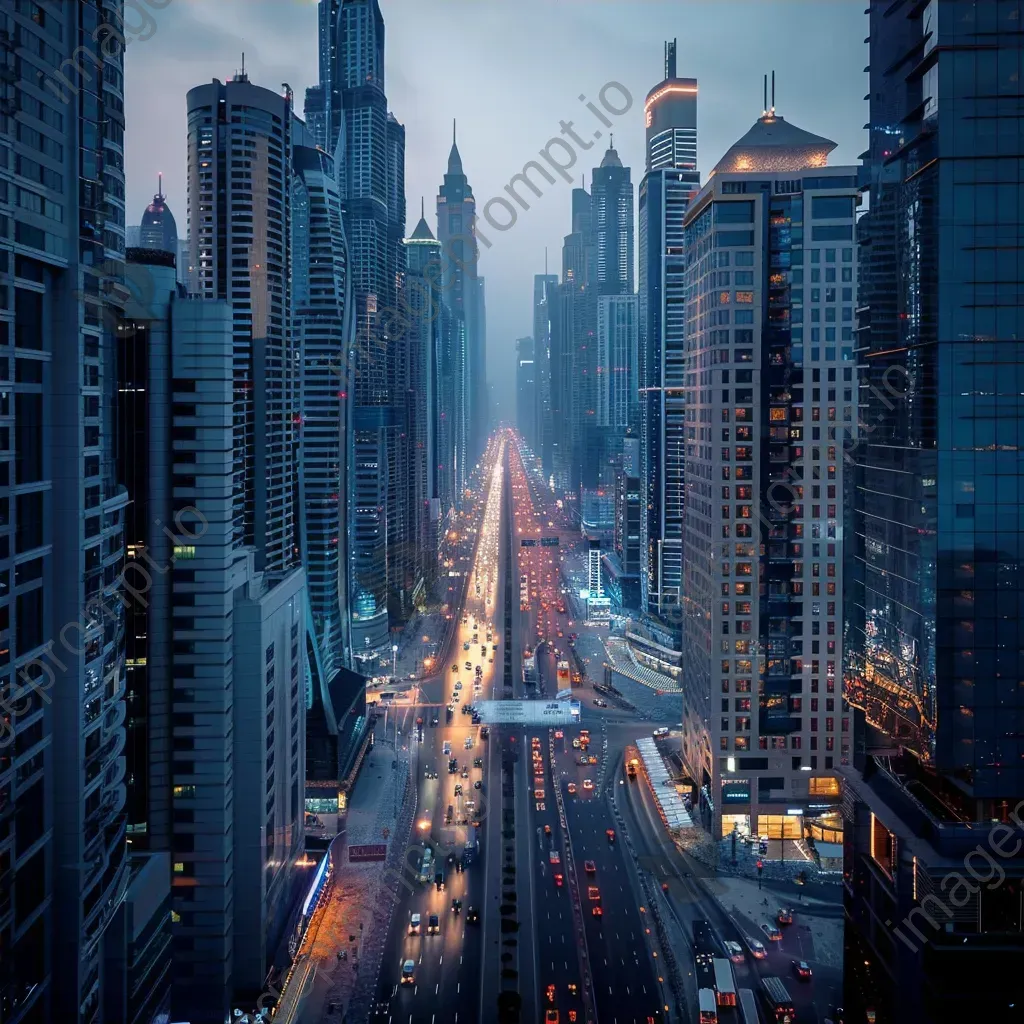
left=174, top=862, right=185, bottom=873
left=735, top=291, right=754, bottom=304
left=174, top=545, right=196, bottom=559
left=808, top=776, right=840, bottom=797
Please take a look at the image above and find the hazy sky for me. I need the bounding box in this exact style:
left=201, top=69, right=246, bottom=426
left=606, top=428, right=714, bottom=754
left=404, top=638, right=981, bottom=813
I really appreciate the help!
left=125, top=0, right=867, bottom=416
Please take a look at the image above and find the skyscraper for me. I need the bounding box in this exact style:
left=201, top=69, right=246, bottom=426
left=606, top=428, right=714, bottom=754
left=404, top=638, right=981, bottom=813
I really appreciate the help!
left=533, top=271, right=559, bottom=477
left=138, top=173, right=179, bottom=256
left=591, top=142, right=634, bottom=296
left=516, top=336, right=537, bottom=450
left=843, top=4, right=1024, bottom=1021
left=595, top=294, right=637, bottom=432
left=638, top=44, right=701, bottom=629
left=184, top=74, right=310, bottom=1019
left=1, top=3, right=131, bottom=1019
left=644, top=39, right=698, bottom=174
left=292, top=125, right=355, bottom=688
left=405, top=205, right=445, bottom=596
left=187, top=74, right=297, bottom=577
left=437, top=124, right=481, bottom=504
left=680, top=107, right=857, bottom=842
left=310, top=0, right=406, bottom=667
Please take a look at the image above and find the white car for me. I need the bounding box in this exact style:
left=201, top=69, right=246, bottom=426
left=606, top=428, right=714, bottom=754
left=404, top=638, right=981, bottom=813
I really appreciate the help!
left=410, top=913, right=421, bottom=934
left=401, top=959, right=415, bottom=984
left=464, top=736, right=473, bottom=749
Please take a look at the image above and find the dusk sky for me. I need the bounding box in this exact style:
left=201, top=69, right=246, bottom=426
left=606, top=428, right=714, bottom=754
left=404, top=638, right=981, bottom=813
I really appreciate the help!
left=125, top=0, right=867, bottom=417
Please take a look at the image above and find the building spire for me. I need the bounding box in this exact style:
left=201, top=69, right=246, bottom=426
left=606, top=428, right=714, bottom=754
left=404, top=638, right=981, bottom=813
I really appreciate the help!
left=157, top=171, right=163, bottom=199
left=421, top=196, right=425, bottom=220
left=453, top=118, right=456, bottom=146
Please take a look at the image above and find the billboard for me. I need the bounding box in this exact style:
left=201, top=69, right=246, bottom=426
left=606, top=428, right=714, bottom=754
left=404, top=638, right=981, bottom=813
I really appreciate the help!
left=474, top=700, right=581, bottom=725
left=541, top=537, right=559, bottom=547
left=348, top=843, right=387, bottom=862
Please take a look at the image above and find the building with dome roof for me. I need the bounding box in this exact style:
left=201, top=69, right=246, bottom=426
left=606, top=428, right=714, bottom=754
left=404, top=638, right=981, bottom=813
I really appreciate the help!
left=677, top=98, right=859, bottom=847
left=138, top=173, right=178, bottom=256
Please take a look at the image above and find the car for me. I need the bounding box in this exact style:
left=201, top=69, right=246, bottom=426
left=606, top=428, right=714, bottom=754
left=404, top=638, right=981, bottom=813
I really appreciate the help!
left=554, top=873, right=563, bottom=887
left=473, top=758, right=483, bottom=768
left=546, top=984, right=557, bottom=1004
left=606, top=829, right=616, bottom=843
left=587, top=886, right=600, bottom=901
left=723, top=940, right=744, bottom=963
left=761, top=921, right=783, bottom=942
left=466, top=907, right=479, bottom=924
left=463, top=642, right=470, bottom=651
left=554, top=729, right=564, bottom=739
left=431, top=717, right=439, bottom=726
left=592, top=906, right=603, bottom=917
left=465, top=661, right=472, bottom=670
left=454, top=681, right=462, bottom=690
left=582, top=779, right=594, bottom=791
left=792, top=959, right=813, bottom=981
left=427, top=913, right=440, bottom=934
left=401, top=959, right=415, bottom=984
left=451, top=898, right=462, bottom=914
left=474, top=779, right=482, bottom=789
left=587, top=756, right=598, bottom=765
left=461, top=767, right=469, bottom=778
left=454, top=784, right=463, bottom=795
left=744, top=934, right=767, bottom=958
left=572, top=739, right=580, bottom=749
left=452, top=664, right=459, bottom=673
left=584, top=860, right=596, bottom=874
left=545, top=1012, right=559, bottom=1024
left=567, top=983, right=578, bottom=997
left=593, top=699, right=607, bottom=708
left=531, top=737, right=541, bottom=749
left=410, top=913, right=421, bottom=934
left=777, top=908, right=794, bottom=925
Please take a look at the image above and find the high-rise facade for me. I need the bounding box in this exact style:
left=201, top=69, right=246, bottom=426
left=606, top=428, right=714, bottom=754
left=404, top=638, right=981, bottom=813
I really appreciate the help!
left=309, top=0, right=406, bottom=666
left=187, top=75, right=297, bottom=577
left=595, top=294, right=637, bottom=432
left=515, top=337, right=537, bottom=450
left=638, top=45, right=700, bottom=628
left=680, top=114, right=856, bottom=841
left=437, top=127, right=481, bottom=504
left=644, top=39, right=698, bottom=174
left=183, top=75, right=310, bottom=1019
left=843, top=4, right=1024, bottom=1021
left=591, top=143, right=634, bottom=297
left=533, top=272, right=559, bottom=477
left=138, top=174, right=179, bottom=256
left=292, top=127, right=355, bottom=686
left=405, top=208, right=444, bottom=596
left=0, top=3, right=131, bottom=1020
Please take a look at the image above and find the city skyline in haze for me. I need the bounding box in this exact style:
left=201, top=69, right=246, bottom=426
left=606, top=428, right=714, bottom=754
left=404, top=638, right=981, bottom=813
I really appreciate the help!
left=125, top=0, right=866, bottom=415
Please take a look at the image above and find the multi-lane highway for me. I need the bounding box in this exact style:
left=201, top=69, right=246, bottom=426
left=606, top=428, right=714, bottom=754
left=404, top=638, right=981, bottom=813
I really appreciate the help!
left=363, top=429, right=839, bottom=1024
left=369, top=435, right=508, bottom=1024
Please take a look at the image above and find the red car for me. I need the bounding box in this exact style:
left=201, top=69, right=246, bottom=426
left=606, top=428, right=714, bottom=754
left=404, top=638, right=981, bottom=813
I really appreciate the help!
left=592, top=906, right=603, bottom=917
left=554, top=873, right=564, bottom=887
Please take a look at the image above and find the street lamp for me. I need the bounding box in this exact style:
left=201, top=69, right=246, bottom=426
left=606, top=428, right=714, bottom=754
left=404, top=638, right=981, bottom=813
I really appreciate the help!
left=392, top=644, right=398, bottom=680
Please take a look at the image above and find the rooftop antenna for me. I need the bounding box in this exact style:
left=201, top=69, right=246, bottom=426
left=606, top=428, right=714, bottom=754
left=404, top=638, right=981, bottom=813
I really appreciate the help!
left=545, top=246, right=548, bottom=276
left=763, top=74, right=768, bottom=117
left=771, top=70, right=776, bottom=115
left=665, top=38, right=677, bottom=80
left=452, top=118, right=456, bottom=145
left=157, top=171, right=163, bottom=198
left=609, top=133, right=614, bottom=149
left=421, top=196, right=425, bottom=220
left=241, top=51, right=245, bottom=77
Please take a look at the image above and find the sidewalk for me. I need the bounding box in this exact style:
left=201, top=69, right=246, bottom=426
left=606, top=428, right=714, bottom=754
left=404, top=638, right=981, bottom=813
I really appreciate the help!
left=297, top=716, right=418, bottom=1022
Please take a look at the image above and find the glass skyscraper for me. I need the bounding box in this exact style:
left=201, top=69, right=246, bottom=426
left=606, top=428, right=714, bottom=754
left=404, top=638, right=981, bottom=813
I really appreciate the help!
left=843, top=3, right=1024, bottom=1021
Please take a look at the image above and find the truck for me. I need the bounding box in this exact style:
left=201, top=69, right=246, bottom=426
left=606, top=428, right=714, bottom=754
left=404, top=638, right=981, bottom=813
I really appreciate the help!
left=713, top=958, right=737, bottom=1007
left=556, top=660, right=570, bottom=687
left=549, top=849, right=561, bottom=865
left=698, top=989, right=718, bottom=1024
left=418, top=846, right=434, bottom=883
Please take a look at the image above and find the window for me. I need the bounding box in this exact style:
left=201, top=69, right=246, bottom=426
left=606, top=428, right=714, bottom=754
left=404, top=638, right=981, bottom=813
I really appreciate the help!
left=811, top=196, right=854, bottom=219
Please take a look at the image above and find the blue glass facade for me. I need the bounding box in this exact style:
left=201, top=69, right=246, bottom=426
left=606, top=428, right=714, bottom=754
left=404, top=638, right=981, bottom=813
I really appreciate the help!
left=844, top=3, right=1024, bottom=1021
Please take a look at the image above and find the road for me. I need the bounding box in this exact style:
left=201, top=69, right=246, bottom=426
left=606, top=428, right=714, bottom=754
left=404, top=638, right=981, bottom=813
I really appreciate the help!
left=369, top=435, right=508, bottom=1024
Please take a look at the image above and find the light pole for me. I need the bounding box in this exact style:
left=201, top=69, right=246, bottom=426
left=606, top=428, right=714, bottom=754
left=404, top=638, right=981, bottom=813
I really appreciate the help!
left=392, top=643, right=398, bottom=681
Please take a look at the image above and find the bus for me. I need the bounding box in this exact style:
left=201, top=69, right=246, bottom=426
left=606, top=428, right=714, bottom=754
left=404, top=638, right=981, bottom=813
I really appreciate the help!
left=626, top=757, right=638, bottom=779
left=698, top=988, right=718, bottom=1024
left=713, top=958, right=737, bottom=1007
left=557, top=661, right=570, bottom=686
left=418, top=847, right=434, bottom=883
left=759, top=976, right=796, bottom=1023
left=738, top=988, right=761, bottom=1024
